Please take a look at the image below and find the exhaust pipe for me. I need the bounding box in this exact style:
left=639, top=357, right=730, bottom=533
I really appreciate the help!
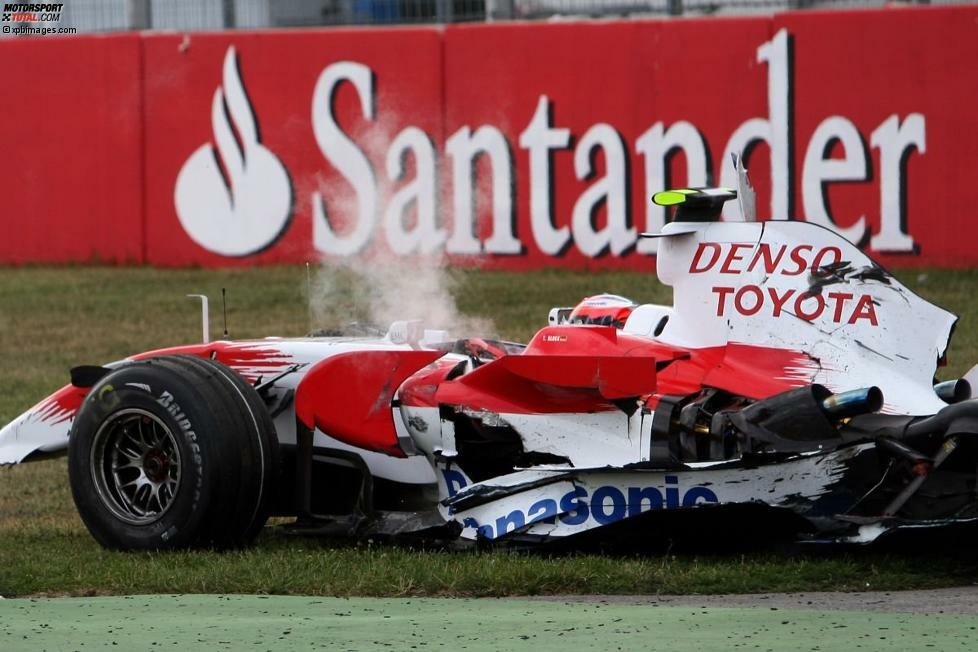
left=934, top=379, right=971, bottom=404
left=726, top=385, right=884, bottom=445
left=821, top=387, right=884, bottom=419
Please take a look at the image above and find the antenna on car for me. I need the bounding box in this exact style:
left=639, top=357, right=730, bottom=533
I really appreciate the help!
left=221, top=287, right=229, bottom=339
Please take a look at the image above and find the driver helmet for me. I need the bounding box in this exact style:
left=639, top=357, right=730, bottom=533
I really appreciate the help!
left=568, top=294, right=638, bottom=329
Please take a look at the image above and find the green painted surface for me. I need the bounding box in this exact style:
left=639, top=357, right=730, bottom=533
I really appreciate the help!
left=1, top=595, right=976, bottom=651
left=652, top=190, right=690, bottom=205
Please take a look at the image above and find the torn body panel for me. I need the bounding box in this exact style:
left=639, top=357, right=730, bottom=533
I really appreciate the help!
left=441, top=444, right=869, bottom=542
left=652, top=220, right=955, bottom=415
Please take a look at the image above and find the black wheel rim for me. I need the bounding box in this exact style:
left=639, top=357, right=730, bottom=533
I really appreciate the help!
left=90, top=408, right=182, bottom=525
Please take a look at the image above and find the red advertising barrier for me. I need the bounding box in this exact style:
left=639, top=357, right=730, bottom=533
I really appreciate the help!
left=1, top=6, right=976, bottom=268
left=442, top=18, right=773, bottom=270
left=0, top=34, right=144, bottom=264
left=774, top=7, right=978, bottom=268
left=141, top=27, right=444, bottom=266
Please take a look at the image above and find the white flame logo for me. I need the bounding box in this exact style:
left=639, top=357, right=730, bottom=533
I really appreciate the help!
left=174, top=47, right=293, bottom=257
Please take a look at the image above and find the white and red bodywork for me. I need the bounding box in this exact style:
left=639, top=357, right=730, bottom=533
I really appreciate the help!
left=1, top=217, right=972, bottom=546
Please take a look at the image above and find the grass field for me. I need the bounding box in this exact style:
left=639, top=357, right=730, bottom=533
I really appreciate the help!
left=3, top=265, right=978, bottom=598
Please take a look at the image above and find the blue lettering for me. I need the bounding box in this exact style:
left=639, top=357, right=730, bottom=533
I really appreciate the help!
left=558, top=486, right=590, bottom=525
left=627, top=486, right=664, bottom=516
left=527, top=498, right=558, bottom=525
left=665, top=475, right=680, bottom=508
left=442, top=469, right=468, bottom=498
left=681, top=486, right=719, bottom=506
left=458, top=480, right=721, bottom=540
left=495, top=510, right=526, bottom=536
left=591, top=486, right=627, bottom=525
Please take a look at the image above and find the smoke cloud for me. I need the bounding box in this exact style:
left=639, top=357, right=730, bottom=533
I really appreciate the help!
left=302, top=108, right=501, bottom=339
left=307, top=257, right=494, bottom=338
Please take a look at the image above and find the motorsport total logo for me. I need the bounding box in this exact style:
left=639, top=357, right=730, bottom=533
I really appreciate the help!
left=1, top=3, right=63, bottom=22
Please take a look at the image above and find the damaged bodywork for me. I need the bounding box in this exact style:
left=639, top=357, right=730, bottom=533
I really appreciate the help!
left=3, top=169, right=977, bottom=551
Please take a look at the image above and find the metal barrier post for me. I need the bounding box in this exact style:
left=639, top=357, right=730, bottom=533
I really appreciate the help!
left=436, top=0, right=454, bottom=23
left=222, top=0, right=236, bottom=28
left=489, top=0, right=516, bottom=21
left=128, top=0, right=151, bottom=29
left=339, top=0, right=354, bottom=24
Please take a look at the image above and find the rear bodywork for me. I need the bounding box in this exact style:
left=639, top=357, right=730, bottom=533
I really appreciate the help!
left=3, top=195, right=976, bottom=550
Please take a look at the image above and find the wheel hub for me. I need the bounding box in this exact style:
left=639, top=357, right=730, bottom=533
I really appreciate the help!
left=90, top=408, right=182, bottom=525
left=142, top=449, right=170, bottom=483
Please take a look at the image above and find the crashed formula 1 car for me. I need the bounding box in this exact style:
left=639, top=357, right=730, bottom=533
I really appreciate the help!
left=3, top=173, right=978, bottom=552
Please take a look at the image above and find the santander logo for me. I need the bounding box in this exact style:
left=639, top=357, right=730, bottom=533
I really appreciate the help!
left=170, top=31, right=926, bottom=262
left=174, top=47, right=293, bottom=257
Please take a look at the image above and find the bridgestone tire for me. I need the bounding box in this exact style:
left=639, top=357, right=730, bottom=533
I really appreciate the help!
left=67, top=355, right=278, bottom=550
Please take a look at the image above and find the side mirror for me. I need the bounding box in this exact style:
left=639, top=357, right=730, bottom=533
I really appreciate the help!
left=548, top=307, right=573, bottom=326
